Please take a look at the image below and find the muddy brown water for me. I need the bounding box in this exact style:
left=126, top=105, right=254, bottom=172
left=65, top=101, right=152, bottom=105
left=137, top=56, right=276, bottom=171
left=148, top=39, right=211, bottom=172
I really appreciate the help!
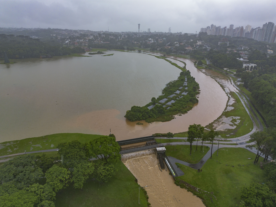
left=0, top=52, right=227, bottom=142
left=124, top=154, right=205, bottom=207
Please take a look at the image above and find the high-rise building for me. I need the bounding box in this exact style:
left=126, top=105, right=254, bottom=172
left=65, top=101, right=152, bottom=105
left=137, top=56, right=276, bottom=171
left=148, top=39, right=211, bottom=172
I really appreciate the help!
left=270, top=26, right=276, bottom=43
left=245, top=25, right=252, bottom=33
left=148, top=28, right=151, bottom=33
left=226, top=24, right=234, bottom=37
left=260, top=23, right=267, bottom=41
left=264, top=22, right=275, bottom=43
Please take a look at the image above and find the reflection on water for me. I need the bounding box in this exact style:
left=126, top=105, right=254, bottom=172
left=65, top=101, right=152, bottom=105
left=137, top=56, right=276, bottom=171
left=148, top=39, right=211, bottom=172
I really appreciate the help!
left=0, top=52, right=227, bottom=142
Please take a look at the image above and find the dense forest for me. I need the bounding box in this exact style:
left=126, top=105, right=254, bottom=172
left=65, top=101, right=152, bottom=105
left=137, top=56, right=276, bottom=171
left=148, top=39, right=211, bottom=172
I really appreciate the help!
left=238, top=51, right=276, bottom=127
left=0, top=34, right=84, bottom=61
left=0, top=137, right=120, bottom=206
left=207, top=49, right=243, bottom=69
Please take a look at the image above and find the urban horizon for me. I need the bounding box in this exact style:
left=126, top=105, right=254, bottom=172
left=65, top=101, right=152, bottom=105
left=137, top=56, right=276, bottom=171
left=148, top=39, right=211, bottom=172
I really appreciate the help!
left=200, top=22, right=276, bottom=44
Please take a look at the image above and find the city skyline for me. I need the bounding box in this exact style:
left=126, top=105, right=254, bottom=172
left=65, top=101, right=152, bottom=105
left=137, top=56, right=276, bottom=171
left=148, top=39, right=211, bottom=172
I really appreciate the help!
left=200, top=22, right=276, bottom=44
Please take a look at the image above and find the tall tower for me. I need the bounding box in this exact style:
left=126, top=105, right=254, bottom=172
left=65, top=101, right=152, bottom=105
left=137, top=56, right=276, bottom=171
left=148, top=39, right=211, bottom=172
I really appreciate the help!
left=138, top=24, right=140, bottom=32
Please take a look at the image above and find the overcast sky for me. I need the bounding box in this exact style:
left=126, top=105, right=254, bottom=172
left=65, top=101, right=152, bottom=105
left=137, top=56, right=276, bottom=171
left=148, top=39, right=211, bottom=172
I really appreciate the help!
left=0, top=0, right=275, bottom=33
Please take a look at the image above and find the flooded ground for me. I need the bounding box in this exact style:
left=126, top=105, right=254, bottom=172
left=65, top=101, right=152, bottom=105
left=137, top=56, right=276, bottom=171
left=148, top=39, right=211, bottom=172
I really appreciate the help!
left=124, top=154, right=205, bottom=207
left=0, top=52, right=227, bottom=142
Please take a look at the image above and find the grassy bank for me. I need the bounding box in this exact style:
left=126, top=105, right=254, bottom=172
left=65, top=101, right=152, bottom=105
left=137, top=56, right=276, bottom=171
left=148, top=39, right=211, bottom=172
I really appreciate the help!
left=55, top=161, right=149, bottom=207
left=175, top=148, right=265, bottom=207
left=154, top=56, right=186, bottom=71
left=166, top=145, right=209, bottom=164
left=206, top=92, right=253, bottom=138
left=103, top=53, right=114, bottom=56
left=0, top=133, right=106, bottom=156
left=174, top=131, right=188, bottom=137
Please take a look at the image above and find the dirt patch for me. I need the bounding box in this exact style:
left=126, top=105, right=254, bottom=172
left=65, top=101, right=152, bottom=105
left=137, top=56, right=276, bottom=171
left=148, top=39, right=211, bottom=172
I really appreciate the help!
left=124, top=154, right=205, bottom=207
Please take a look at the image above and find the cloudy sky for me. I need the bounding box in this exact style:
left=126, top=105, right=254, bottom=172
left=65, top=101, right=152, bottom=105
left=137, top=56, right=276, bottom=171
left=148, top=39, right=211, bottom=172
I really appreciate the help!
left=0, top=0, right=275, bottom=32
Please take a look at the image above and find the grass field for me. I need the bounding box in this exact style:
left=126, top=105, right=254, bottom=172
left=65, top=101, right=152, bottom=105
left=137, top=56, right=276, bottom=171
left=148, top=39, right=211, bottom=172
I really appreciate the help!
left=206, top=92, right=253, bottom=138
left=174, top=131, right=188, bottom=137
left=175, top=148, right=265, bottom=207
left=55, top=161, right=149, bottom=207
left=166, top=145, right=209, bottom=164
left=0, top=133, right=107, bottom=156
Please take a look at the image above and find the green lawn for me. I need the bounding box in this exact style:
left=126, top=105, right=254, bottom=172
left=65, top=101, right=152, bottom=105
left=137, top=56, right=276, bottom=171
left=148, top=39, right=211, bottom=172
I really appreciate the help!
left=174, top=131, right=188, bottom=137
left=175, top=148, right=265, bottom=207
left=0, top=133, right=107, bottom=156
left=55, top=161, right=149, bottom=207
left=206, top=92, right=253, bottom=138
left=166, top=145, right=209, bottom=164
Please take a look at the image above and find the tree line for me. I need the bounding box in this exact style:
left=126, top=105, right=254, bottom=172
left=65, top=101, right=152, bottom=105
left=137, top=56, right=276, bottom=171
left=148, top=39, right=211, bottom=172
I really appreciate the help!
left=0, top=136, right=120, bottom=207
left=238, top=51, right=276, bottom=127
left=0, top=34, right=85, bottom=61
left=207, top=49, right=243, bottom=69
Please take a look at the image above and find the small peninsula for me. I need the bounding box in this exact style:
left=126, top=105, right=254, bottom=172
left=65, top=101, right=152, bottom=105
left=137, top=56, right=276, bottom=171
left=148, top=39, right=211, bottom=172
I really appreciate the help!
left=125, top=61, right=199, bottom=123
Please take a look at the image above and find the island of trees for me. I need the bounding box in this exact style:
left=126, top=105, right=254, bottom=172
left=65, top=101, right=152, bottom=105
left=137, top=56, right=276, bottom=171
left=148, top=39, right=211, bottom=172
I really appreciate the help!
left=125, top=69, right=199, bottom=122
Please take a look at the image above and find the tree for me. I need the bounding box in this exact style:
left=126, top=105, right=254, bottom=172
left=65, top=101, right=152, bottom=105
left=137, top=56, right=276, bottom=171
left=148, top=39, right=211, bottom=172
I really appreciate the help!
left=38, top=200, right=55, bottom=207
left=0, top=189, right=39, bottom=207
left=36, top=154, right=59, bottom=173
left=86, top=136, right=121, bottom=163
left=71, top=162, right=94, bottom=189
left=250, top=131, right=267, bottom=164
left=207, top=130, right=219, bottom=159
left=240, top=183, right=276, bottom=207
left=166, top=132, right=174, bottom=138
left=264, top=163, right=276, bottom=192
left=202, top=132, right=209, bottom=152
left=151, top=97, right=156, bottom=105
left=0, top=155, right=43, bottom=190
left=27, top=183, right=56, bottom=205
left=57, top=140, right=87, bottom=167
left=92, top=163, right=117, bottom=183
left=45, top=165, right=70, bottom=192
left=187, top=124, right=204, bottom=155
left=195, top=125, right=204, bottom=151
left=197, top=60, right=203, bottom=66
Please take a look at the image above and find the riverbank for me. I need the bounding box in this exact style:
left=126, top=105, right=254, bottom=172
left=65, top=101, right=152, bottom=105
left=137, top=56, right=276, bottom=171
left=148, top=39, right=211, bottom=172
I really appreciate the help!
left=0, top=133, right=106, bottom=156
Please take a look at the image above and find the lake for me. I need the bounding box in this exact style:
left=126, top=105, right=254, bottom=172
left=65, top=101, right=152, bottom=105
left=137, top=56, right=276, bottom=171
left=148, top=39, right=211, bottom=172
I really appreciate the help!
left=0, top=51, right=227, bottom=142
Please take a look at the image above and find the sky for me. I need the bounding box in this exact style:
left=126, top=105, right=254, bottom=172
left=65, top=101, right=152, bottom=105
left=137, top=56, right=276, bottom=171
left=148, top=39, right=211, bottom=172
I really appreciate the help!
left=0, top=0, right=275, bottom=33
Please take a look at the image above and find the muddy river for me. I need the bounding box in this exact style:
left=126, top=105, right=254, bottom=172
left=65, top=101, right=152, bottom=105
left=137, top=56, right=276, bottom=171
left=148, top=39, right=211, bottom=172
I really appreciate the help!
left=0, top=52, right=227, bottom=142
